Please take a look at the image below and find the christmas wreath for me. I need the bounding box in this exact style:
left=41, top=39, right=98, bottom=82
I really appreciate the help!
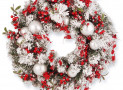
left=3, top=0, right=117, bottom=90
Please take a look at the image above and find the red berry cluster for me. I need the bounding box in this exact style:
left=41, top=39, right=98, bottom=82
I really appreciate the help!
left=85, top=64, right=104, bottom=82
left=21, top=73, right=35, bottom=81
left=71, top=11, right=83, bottom=20
left=75, top=85, right=81, bottom=89
left=111, top=35, right=117, bottom=61
left=80, top=0, right=92, bottom=7
left=11, top=15, right=19, bottom=29
left=59, top=77, right=70, bottom=85
left=50, top=65, right=54, bottom=70
left=66, top=0, right=71, bottom=7
left=7, top=31, right=16, bottom=40
left=55, top=23, right=72, bottom=39
left=90, top=12, right=106, bottom=34
left=42, top=35, right=51, bottom=42
left=95, top=71, right=101, bottom=79
left=112, top=43, right=116, bottom=61
left=25, top=48, right=31, bottom=53
left=33, top=34, right=50, bottom=42
left=38, top=11, right=51, bottom=23
left=59, top=60, right=63, bottom=66
left=59, top=0, right=74, bottom=7
left=32, top=0, right=38, bottom=5
left=80, top=45, right=88, bottom=58
left=48, top=51, right=54, bottom=62
left=25, top=47, right=43, bottom=55
left=64, top=35, right=72, bottom=39
left=33, top=47, right=43, bottom=54
left=41, top=80, right=50, bottom=89
left=56, top=24, right=70, bottom=33
left=43, top=72, right=51, bottom=80
left=22, top=5, right=36, bottom=16
left=60, top=0, right=65, bottom=3
left=77, top=36, right=86, bottom=45
left=33, top=34, right=43, bottom=40
left=84, top=87, right=89, bottom=90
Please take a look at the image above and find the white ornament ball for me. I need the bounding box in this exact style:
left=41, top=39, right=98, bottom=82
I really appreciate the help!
left=67, top=68, right=78, bottom=78
left=33, top=64, right=47, bottom=76
left=17, top=37, right=24, bottom=44
left=81, top=21, right=94, bottom=36
left=63, top=17, right=69, bottom=25
left=90, top=40, right=99, bottom=50
left=28, top=20, right=43, bottom=34
left=20, top=27, right=29, bottom=35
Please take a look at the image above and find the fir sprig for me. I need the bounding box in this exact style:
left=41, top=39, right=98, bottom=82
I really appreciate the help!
left=11, top=5, right=21, bottom=14
left=3, top=27, right=8, bottom=34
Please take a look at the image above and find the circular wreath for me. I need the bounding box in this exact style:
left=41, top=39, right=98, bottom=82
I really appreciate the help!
left=3, top=0, right=117, bottom=90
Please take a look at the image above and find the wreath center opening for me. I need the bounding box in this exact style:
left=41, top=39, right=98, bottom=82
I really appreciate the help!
left=47, top=31, right=76, bottom=57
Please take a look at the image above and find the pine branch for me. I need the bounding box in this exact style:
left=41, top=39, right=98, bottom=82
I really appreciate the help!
left=11, top=5, right=21, bottom=14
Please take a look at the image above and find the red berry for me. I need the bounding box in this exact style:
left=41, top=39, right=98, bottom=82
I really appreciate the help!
left=100, top=30, right=105, bottom=34
left=85, top=59, right=88, bottom=62
left=112, top=56, right=115, bottom=61
left=113, top=44, right=116, bottom=48
left=11, top=15, right=13, bottom=18
left=45, top=7, right=48, bottom=11
left=81, top=20, right=85, bottom=24
left=13, top=32, right=15, bottom=35
left=95, top=30, right=99, bottom=33
left=101, top=24, right=104, bottom=27
left=60, top=80, right=63, bottom=84
left=30, top=78, right=35, bottom=81
left=94, top=11, right=97, bottom=14
left=55, top=8, right=57, bottom=11
left=24, top=76, right=27, bottom=81
left=66, top=78, right=69, bottom=81
left=64, top=35, right=71, bottom=39
left=111, top=50, right=114, bottom=54
left=59, top=60, right=62, bottom=66
left=84, top=87, right=89, bottom=90
left=11, top=37, right=14, bottom=40
left=25, top=74, right=28, bottom=77
left=87, top=23, right=90, bottom=26
left=9, top=31, right=12, bottom=34
left=18, top=29, right=21, bottom=31
left=64, top=82, right=67, bottom=84
left=81, top=61, right=84, bottom=65
left=14, top=27, right=17, bottom=29
left=21, top=75, right=23, bottom=79
left=38, top=11, right=41, bottom=15
left=60, top=73, right=63, bottom=76
left=113, top=34, right=117, bottom=39
left=7, top=35, right=10, bottom=38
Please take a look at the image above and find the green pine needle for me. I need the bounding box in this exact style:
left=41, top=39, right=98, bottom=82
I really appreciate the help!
left=77, top=8, right=83, bottom=12
left=4, top=27, right=8, bottom=33
left=101, top=14, right=105, bottom=21
left=15, top=6, right=21, bottom=10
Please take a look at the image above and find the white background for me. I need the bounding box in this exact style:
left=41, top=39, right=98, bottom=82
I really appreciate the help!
left=0, top=0, right=123, bottom=90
